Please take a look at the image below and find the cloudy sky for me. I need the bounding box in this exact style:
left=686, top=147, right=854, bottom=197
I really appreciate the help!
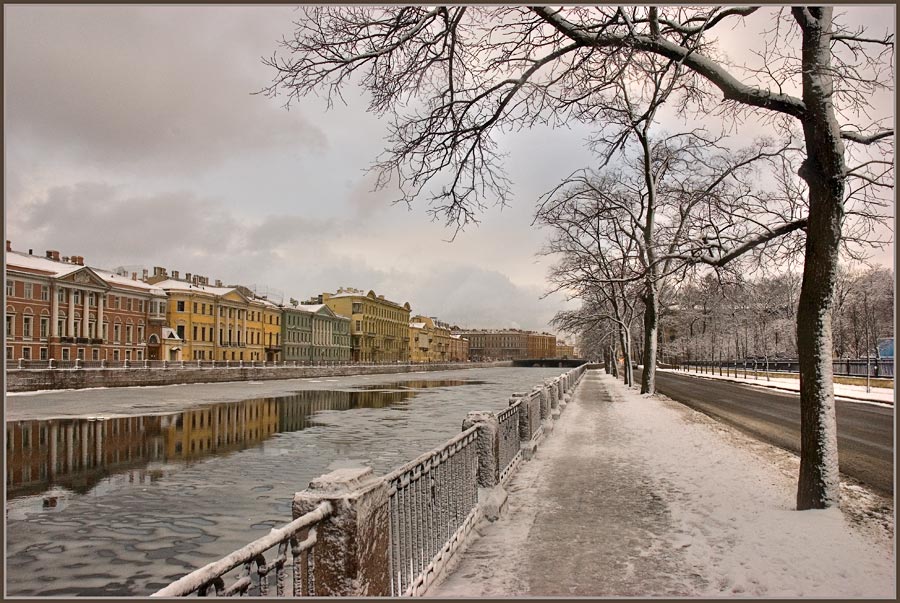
left=5, top=5, right=894, bottom=334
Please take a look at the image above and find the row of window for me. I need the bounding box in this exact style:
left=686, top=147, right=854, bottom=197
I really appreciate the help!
left=6, top=279, right=152, bottom=313
left=174, top=300, right=282, bottom=325
left=350, top=301, right=407, bottom=323
left=6, top=314, right=147, bottom=342
left=7, top=346, right=146, bottom=362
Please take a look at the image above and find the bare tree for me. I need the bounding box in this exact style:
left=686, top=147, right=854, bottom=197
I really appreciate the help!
left=263, top=6, right=894, bottom=509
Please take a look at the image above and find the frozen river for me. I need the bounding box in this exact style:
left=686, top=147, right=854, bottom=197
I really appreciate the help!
left=5, top=366, right=566, bottom=596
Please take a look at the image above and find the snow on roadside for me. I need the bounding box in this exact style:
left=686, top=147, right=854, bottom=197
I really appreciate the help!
left=607, top=374, right=895, bottom=597
left=659, top=367, right=895, bottom=406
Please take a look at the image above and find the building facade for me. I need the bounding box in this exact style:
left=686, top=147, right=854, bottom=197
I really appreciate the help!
left=527, top=332, right=558, bottom=359
left=149, top=270, right=274, bottom=363
left=313, top=288, right=411, bottom=363
left=282, top=303, right=351, bottom=363
left=409, top=315, right=452, bottom=362
left=556, top=342, right=576, bottom=358
left=449, top=334, right=469, bottom=362
left=456, top=329, right=529, bottom=361
left=5, top=243, right=167, bottom=363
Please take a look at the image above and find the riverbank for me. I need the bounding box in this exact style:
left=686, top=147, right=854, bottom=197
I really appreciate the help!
left=4, top=361, right=512, bottom=393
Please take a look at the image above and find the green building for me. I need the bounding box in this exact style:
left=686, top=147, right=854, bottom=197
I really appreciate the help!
left=281, top=302, right=351, bottom=363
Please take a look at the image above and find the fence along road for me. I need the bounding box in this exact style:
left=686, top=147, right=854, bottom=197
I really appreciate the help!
left=647, top=369, right=894, bottom=495
left=152, top=365, right=587, bottom=597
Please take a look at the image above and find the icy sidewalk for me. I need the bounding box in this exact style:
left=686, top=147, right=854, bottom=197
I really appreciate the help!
left=428, top=370, right=895, bottom=598
left=659, top=367, right=894, bottom=406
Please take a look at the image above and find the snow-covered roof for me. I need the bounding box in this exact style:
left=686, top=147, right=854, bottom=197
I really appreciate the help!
left=410, top=322, right=427, bottom=329
left=91, top=267, right=166, bottom=295
left=152, top=278, right=236, bottom=296
left=6, top=251, right=83, bottom=278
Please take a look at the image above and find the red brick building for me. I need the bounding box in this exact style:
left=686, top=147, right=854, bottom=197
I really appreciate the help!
left=5, top=242, right=168, bottom=363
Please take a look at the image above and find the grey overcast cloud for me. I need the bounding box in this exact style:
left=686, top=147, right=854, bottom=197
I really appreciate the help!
left=5, top=5, right=894, bottom=333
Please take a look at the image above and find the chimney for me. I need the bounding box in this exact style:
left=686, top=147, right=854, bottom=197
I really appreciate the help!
left=28, top=249, right=33, bottom=255
left=5, top=240, right=10, bottom=252
left=142, top=269, right=149, bottom=281
left=185, top=272, right=192, bottom=283
left=172, top=270, right=180, bottom=280
left=215, top=279, right=223, bottom=287
left=74, top=256, right=84, bottom=266
left=62, top=256, right=70, bottom=263
left=153, top=266, right=167, bottom=277
left=132, top=272, right=137, bottom=281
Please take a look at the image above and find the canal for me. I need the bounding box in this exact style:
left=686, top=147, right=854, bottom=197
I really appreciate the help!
left=5, top=366, right=565, bottom=596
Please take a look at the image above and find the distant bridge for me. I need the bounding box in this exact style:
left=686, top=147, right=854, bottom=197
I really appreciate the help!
left=512, top=358, right=588, bottom=368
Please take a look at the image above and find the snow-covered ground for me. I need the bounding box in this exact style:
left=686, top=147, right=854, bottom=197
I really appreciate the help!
left=429, top=370, right=895, bottom=598
left=661, top=367, right=895, bottom=406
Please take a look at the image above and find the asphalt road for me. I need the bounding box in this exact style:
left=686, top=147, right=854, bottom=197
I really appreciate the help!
left=642, top=369, right=894, bottom=495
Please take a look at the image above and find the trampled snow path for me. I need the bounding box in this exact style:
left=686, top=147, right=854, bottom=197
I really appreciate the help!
left=428, top=370, right=895, bottom=597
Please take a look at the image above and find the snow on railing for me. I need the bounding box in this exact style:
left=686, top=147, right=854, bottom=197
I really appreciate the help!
left=383, top=426, right=480, bottom=597
left=497, top=402, right=522, bottom=484
left=151, top=501, right=333, bottom=597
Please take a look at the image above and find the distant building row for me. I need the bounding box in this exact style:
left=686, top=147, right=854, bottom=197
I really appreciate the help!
left=5, top=242, right=573, bottom=365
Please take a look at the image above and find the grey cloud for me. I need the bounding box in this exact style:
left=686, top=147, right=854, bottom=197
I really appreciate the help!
left=5, top=5, right=325, bottom=174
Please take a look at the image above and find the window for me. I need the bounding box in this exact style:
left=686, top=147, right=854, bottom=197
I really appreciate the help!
left=62, top=348, right=70, bottom=361
left=88, top=292, right=96, bottom=307
left=58, top=318, right=65, bottom=337
left=77, top=348, right=85, bottom=360
left=22, top=316, right=32, bottom=339
left=193, top=326, right=198, bottom=341
left=40, top=318, right=49, bottom=339
left=40, top=286, right=49, bottom=301
left=138, top=325, right=145, bottom=342
left=137, top=350, right=143, bottom=361
left=40, top=347, right=48, bottom=361
left=24, top=283, right=33, bottom=299
left=113, top=349, right=119, bottom=361
left=22, top=347, right=31, bottom=360
left=6, top=315, right=13, bottom=338
left=176, top=325, right=185, bottom=340
left=114, top=324, right=121, bottom=343
left=177, top=300, right=185, bottom=312
left=58, top=288, right=67, bottom=303
left=126, top=325, right=133, bottom=343
left=74, top=290, right=82, bottom=305
left=6, top=347, right=12, bottom=360
left=92, top=349, right=99, bottom=361
left=193, top=302, right=198, bottom=314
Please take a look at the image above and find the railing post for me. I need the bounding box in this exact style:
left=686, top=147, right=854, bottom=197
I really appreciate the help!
left=545, top=378, right=560, bottom=420
left=461, top=411, right=507, bottom=521
left=49, top=358, right=56, bottom=369
left=537, top=384, right=553, bottom=435
left=510, top=393, right=537, bottom=460
left=75, top=358, right=83, bottom=369
left=123, top=359, right=129, bottom=369
left=17, top=358, right=24, bottom=369
left=292, top=467, right=390, bottom=596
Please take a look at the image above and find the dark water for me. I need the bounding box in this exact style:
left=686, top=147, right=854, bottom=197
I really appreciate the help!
left=5, top=367, right=564, bottom=596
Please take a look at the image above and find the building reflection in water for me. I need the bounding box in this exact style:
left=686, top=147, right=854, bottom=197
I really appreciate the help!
left=6, top=389, right=415, bottom=502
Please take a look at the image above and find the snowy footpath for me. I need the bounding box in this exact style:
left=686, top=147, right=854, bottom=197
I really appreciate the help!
left=428, top=370, right=895, bottom=598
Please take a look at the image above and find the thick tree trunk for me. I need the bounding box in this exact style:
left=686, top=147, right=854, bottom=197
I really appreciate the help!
left=641, top=285, right=659, bottom=394
left=793, top=7, right=844, bottom=510
left=610, top=344, right=619, bottom=378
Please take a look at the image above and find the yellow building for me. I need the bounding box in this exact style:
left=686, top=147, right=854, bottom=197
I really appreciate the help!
left=556, top=342, right=576, bottom=358
left=527, top=332, right=557, bottom=359
left=409, top=316, right=452, bottom=363
left=449, top=334, right=469, bottom=362
left=312, top=288, right=410, bottom=363
left=148, top=269, right=277, bottom=363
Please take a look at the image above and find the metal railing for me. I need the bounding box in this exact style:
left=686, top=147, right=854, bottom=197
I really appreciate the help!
left=676, top=358, right=894, bottom=379
left=497, top=403, right=522, bottom=484
left=383, top=426, right=480, bottom=597
left=151, top=501, right=333, bottom=597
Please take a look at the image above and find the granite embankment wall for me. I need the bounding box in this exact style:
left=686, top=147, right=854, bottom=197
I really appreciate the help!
left=5, top=362, right=513, bottom=393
